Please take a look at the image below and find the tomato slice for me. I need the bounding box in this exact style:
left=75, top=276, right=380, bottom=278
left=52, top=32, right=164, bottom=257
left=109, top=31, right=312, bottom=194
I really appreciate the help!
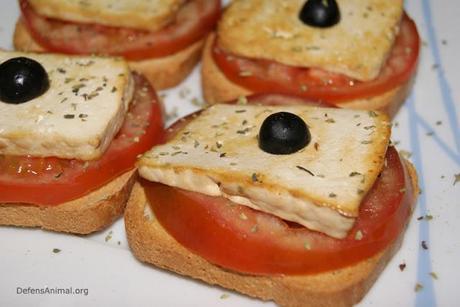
left=19, top=0, right=221, bottom=60
left=142, top=94, right=415, bottom=275
left=0, top=73, right=165, bottom=205
left=213, top=13, right=420, bottom=103
left=144, top=147, right=413, bottom=275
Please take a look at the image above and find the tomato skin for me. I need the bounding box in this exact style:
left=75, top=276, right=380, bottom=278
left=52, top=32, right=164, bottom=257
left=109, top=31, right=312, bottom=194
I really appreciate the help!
left=0, top=73, right=165, bottom=206
left=213, top=14, right=420, bottom=103
left=20, top=0, right=221, bottom=60
left=142, top=94, right=415, bottom=275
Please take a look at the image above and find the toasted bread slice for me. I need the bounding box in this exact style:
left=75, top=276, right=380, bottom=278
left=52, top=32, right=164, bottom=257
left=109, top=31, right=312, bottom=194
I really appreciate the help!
left=125, top=160, right=418, bottom=307
left=13, top=19, right=204, bottom=90
left=201, top=33, right=413, bottom=119
left=0, top=170, right=136, bottom=234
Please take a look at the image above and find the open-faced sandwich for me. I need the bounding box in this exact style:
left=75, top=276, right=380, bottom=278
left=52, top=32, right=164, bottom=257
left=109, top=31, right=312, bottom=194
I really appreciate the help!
left=0, top=50, right=164, bottom=234
left=202, top=0, right=420, bottom=117
left=14, top=0, right=221, bottom=90
left=125, top=94, right=418, bottom=306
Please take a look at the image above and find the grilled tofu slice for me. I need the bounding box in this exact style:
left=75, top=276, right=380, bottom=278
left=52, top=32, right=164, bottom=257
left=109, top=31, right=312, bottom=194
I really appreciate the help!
left=138, top=104, right=391, bottom=238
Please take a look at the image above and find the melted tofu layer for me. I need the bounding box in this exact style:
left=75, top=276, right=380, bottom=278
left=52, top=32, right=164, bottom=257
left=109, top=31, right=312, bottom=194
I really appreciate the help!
left=218, top=0, right=403, bottom=81
left=138, top=104, right=391, bottom=238
left=29, top=0, right=186, bottom=31
left=0, top=51, right=133, bottom=160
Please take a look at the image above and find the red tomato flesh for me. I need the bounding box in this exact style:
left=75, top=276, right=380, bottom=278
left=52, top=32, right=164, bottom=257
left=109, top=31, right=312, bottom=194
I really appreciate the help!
left=143, top=94, right=415, bottom=275
left=144, top=147, right=413, bottom=275
left=0, top=73, right=165, bottom=205
left=20, top=0, right=221, bottom=60
left=213, top=14, right=420, bottom=103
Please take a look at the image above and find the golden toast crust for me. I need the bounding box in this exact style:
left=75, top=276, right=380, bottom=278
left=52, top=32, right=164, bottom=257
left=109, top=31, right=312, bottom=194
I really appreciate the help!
left=0, top=170, right=136, bottom=234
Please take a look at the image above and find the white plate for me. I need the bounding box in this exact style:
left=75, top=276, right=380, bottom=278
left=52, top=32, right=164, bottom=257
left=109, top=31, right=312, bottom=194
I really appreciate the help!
left=1, top=1, right=459, bottom=306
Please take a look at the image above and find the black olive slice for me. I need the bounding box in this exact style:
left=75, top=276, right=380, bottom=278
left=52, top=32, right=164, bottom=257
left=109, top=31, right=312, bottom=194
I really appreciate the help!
left=0, top=57, right=49, bottom=104
left=299, top=0, right=340, bottom=28
left=259, top=112, right=311, bottom=155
